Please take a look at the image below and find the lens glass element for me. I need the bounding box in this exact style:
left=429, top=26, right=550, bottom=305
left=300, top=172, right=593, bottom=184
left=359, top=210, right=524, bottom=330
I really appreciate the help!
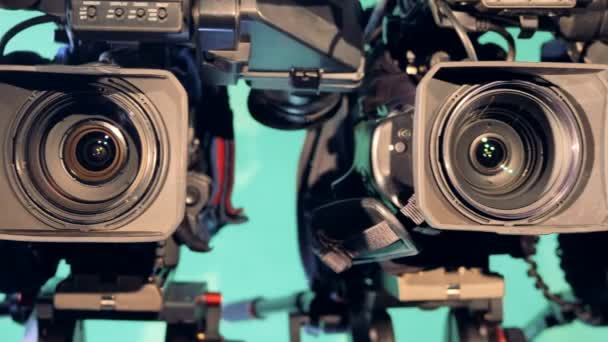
left=63, top=121, right=128, bottom=185
left=471, top=136, right=506, bottom=171
left=76, top=131, right=117, bottom=172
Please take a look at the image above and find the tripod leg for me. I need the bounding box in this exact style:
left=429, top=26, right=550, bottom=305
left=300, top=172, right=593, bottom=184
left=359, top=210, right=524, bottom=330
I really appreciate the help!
left=33, top=318, right=84, bottom=342
left=446, top=308, right=526, bottom=342
left=165, top=323, right=198, bottom=342
left=288, top=313, right=310, bottom=342
left=502, top=328, right=526, bottom=342
left=446, top=308, right=492, bottom=342
left=351, top=310, right=395, bottom=342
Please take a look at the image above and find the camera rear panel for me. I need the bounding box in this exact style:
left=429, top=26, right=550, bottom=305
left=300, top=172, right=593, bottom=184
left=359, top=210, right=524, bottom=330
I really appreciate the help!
left=0, top=65, right=188, bottom=242
left=414, top=62, right=608, bottom=234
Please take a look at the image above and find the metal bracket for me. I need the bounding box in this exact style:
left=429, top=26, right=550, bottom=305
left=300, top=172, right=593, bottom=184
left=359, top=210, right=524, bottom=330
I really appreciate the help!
left=23, top=280, right=225, bottom=342
left=518, top=16, right=539, bottom=39
left=289, top=69, right=322, bottom=92
left=382, top=267, right=504, bottom=302
left=174, top=172, right=213, bottom=252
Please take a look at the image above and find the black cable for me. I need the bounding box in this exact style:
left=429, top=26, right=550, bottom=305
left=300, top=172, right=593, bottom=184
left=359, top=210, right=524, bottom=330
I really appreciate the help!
left=488, top=24, right=517, bottom=61
left=522, top=237, right=596, bottom=324
left=0, top=299, right=8, bottom=316
left=0, top=14, right=61, bottom=57
left=436, top=0, right=478, bottom=61
left=364, top=0, right=390, bottom=44
left=398, top=0, right=413, bottom=14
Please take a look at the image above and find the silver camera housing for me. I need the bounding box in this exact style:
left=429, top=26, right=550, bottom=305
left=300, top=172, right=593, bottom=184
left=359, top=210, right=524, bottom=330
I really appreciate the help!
left=0, top=65, right=188, bottom=242
left=414, top=62, right=608, bottom=234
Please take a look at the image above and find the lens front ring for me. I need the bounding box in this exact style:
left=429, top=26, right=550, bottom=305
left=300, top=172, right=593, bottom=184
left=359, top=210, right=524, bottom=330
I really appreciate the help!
left=8, top=79, right=167, bottom=229
left=430, top=80, right=584, bottom=223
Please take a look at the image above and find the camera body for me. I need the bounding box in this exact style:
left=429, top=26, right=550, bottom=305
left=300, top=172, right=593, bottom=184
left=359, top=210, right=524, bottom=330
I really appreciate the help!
left=414, top=62, right=608, bottom=234
left=431, top=0, right=608, bottom=41
left=0, top=65, right=188, bottom=242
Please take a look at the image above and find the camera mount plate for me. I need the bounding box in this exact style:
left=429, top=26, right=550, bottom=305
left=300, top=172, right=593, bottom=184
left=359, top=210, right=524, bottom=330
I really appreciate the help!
left=22, top=278, right=225, bottom=342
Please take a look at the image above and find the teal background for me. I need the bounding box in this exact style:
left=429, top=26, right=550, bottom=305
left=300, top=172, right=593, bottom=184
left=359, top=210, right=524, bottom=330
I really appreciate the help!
left=1, top=4, right=608, bottom=341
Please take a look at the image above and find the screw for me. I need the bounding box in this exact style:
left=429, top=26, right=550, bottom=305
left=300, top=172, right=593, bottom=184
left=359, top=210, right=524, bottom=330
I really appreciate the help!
left=186, top=186, right=199, bottom=206
left=395, top=142, right=407, bottom=153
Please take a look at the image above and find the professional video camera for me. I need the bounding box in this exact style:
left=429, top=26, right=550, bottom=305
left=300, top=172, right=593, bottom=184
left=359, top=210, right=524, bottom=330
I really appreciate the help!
left=0, top=1, right=365, bottom=341
left=224, top=1, right=608, bottom=341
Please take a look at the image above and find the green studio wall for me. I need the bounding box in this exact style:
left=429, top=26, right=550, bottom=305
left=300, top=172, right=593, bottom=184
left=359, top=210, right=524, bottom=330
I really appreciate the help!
left=0, top=4, right=607, bottom=342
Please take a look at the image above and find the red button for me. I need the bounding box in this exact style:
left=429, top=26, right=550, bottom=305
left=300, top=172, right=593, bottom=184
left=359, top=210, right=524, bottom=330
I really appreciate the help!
left=199, top=292, right=222, bottom=306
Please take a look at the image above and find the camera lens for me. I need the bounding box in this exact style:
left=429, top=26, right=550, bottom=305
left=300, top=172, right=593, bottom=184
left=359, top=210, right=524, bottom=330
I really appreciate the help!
left=63, top=121, right=127, bottom=185
left=433, top=80, right=583, bottom=222
left=471, top=136, right=506, bottom=172
left=10, top=83, right=166, bottom=228
left=76, top=132, right=116, bottom=172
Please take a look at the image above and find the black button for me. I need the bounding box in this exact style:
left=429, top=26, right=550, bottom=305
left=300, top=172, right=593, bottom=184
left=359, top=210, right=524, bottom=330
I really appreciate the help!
left=114, top=7, right=124, bottom=18
left=86, top=6, right=97, bottom=18
left=158, top=7, right=168, bottom=20
left=136, top=8, right=146, bottom=18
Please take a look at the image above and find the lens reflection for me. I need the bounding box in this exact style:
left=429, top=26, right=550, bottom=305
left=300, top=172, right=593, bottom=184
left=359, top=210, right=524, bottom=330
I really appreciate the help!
left=472, top=136, right=506, bottom=171
left=76, top=131, right=117, bottom=172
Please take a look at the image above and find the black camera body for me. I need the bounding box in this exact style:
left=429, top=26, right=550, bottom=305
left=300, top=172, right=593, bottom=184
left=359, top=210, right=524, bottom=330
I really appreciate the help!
left=433, top=0, right=608, bottom=41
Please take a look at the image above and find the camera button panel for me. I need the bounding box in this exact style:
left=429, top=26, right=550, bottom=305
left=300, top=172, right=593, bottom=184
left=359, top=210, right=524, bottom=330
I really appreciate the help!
left=70, top=1, right=183, bottom=40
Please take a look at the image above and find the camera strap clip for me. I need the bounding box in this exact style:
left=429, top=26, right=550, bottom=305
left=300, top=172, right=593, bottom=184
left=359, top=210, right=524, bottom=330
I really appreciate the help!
left=312, top=198, right=419, bottom=273
left=289, top=68, right=322, bottom=93
left=399, top=194, right=425, bottom=226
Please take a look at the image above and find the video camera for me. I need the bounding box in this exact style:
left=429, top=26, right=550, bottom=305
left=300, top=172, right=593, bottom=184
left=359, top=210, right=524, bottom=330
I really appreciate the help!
left=0, top=1, right=365, bottom=340
left=2, top=0, right=608, bottom=341
left=0, top=0, right=365, bottom=243
left=286, top=0, right=608, bottom=341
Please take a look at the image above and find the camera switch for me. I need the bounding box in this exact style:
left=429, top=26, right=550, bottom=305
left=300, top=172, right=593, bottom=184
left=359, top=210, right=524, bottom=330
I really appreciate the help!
left=114, top=7, right=124, bottom=18
left=136, top=8, right=146, bottom=18
left=158, top=8, right=168, bottom=20
left=86, top=5, right=96, bottom=19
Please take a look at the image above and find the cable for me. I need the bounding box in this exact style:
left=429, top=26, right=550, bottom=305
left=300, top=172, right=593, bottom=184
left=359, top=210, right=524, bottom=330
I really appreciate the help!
left=0, top=299, right=8, bottom=316
left=398, top=0, right=413, bottom=14
left=364, top=0, right=390, bottom=44
left=0, top=14, right=61, bottom=57
left=487, top=24, right=517, bottom=61
left=521, top=237, right=596, bottom=324
left=436, top=0, right=478, bottom=61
